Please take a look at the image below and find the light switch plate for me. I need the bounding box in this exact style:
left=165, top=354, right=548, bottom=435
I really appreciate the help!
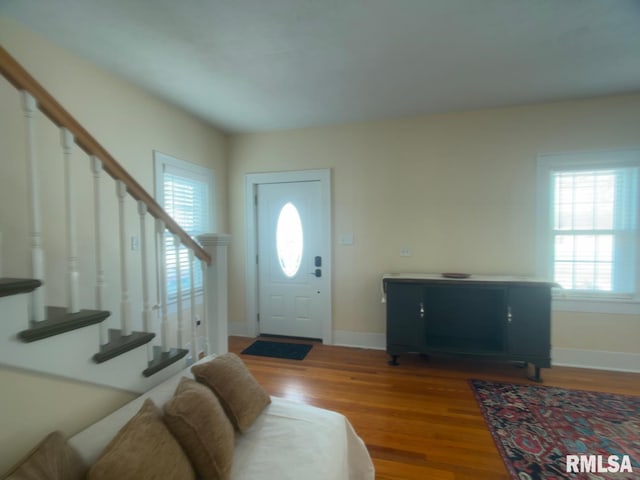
left=339, top=233, right=354, bottom=246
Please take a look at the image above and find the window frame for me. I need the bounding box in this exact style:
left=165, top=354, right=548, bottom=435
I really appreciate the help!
left=536, top=149, right=640, bottom=315
left=153, top=151, right=215, bottom=307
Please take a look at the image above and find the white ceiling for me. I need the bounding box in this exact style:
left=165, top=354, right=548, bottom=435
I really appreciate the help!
left=1, top=0, right=639, bottom=133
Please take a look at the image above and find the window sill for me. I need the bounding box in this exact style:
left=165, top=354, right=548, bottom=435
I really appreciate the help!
left=552, top=296, right=640, bottom=315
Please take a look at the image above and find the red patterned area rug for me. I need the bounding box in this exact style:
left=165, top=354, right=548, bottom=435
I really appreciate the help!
left=470, top=380, right=640, bottom=480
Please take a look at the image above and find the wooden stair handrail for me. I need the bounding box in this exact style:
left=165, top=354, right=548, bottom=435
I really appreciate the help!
left=0, top=44, right=211, bottom=264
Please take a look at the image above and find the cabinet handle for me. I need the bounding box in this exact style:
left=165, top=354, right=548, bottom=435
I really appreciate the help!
left=507, top=306, right=513, bottom=323
left=419, top=302, right=425, bottom=319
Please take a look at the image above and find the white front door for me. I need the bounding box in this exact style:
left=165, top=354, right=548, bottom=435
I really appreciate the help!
left=257, top=181, right=328, bottom=339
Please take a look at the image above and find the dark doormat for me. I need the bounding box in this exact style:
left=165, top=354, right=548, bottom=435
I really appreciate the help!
left=241, top=340, right=312, bottom=360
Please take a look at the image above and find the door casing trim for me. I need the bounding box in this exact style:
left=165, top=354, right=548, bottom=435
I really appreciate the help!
left=244, top=169, right=332, bottom=344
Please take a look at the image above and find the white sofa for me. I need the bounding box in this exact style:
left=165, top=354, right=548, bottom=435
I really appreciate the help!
left=69, top=355, right=375, bottom=480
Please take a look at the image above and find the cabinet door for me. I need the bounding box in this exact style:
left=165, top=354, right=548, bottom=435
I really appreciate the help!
left=386, top=282, right=424, bottom=349
left=423, top=285, right=506, bottom=353
left=507, top=286, right=551, bottom=357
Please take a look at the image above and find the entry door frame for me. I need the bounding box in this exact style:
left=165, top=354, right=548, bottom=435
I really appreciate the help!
left=244, top=169, right=332, bottom=344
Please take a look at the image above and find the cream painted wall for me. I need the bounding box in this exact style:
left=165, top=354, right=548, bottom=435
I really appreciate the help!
left=0, top=17, right=227, bottom=471
left=228, top=94, right=640, bottom=355
left=0, top=16, right=227, bottom=325
left=0, top=16, right=227, bottom=282
left=0, top=14, right=638, bottom=470
left=0, top=367, right=136, bottom=475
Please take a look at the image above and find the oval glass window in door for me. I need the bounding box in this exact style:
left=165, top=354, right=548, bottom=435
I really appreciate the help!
left=276, top=202, right=304, bottom=277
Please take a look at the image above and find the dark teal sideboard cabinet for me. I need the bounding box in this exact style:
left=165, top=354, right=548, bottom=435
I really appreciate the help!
left=383, top=274, right=555, bottom=381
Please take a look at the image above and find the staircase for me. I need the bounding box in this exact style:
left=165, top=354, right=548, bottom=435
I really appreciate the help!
left=0, top=45, right=229, bottom=393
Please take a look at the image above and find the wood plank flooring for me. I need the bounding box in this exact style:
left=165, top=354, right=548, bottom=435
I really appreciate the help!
left=229, top=336, right=640, bottom=480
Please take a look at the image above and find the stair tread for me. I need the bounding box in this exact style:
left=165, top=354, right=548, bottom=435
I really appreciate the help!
left=18, top=307, right=110, bottom=342
left=93, top=329, right=155, bottom=364
left=0, top=278, right=42, bottom=298
left=142, top=345, right=189, bottom=377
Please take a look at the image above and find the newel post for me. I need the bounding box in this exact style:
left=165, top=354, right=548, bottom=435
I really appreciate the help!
left=197, top=233, right=231, bottom=355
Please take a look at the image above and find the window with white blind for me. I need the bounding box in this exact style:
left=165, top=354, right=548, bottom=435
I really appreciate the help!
left=154, top=152, right=215, bottom=304
left=537, top=150, right=640, bottom=313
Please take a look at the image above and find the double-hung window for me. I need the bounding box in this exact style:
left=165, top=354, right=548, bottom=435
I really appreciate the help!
left=154, top=151, right=215, bottom=304
left=537, top=150, right=640, bottom=313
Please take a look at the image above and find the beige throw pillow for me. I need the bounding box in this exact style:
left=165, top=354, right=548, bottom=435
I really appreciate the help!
left=87, top=398, right=195, bottom=480
left=3, top=431, right=86, bottom=480
left=164, top=377, right=235, bottom=480
left=191, top=353, right=271, bottom=433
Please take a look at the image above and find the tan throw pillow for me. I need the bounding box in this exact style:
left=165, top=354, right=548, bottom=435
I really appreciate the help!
left=87, top=398, right=195, bottom=480
left=4, top=431, right=86, bottom=480
left=191, top=352, right=271, bottom=433
left=164, top=377, right=234, bottom=480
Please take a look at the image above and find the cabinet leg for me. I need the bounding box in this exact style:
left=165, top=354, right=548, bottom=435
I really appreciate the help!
left=527, top=365, right=543, bottom=383
left=388, top=355, right=399, bottom=366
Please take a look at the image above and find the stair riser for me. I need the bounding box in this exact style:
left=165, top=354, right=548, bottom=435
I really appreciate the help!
left=0, top=293, right=186, bottom=393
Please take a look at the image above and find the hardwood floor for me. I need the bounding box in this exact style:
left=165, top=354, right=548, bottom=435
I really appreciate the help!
left=229, top=336, right=640, bottom=480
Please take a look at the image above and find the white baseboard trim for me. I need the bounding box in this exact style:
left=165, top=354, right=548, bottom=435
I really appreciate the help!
left=231, top=326, right=640, bottom=374
left=331, top=330, right=386, bottom=350
left=552, top=348, right=640, bottom=373
left=330, top=331, right=640, bottom=374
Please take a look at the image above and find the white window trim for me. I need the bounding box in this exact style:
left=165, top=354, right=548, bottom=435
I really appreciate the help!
left=536, top=148, right=640, bottom=315
left=153, top=151, right=216, bottom=312
left=153, top=151, right=216, bottom=230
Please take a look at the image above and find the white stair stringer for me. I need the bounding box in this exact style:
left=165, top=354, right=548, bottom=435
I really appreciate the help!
left=0, top=292, right=186, bottom=394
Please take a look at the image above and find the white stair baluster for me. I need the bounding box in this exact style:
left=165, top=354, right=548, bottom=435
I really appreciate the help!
left=61, top=128, right=79, bottom=313
left=92, top=156, right=108, bottom=345
left=200, top=259, right=210, bottom=355
left=189, top=249, right=198, bottom=361
left=157, top=220, right=170, bottom=353
left=152, top=218, right=162, bottom=347
left=21, top=92, right=46, bottom=322
left=174, top=235, right=185, bottom=348
left=139, top=201, right=153, bottom=362
left=116, top=180, right=132, bottom=336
